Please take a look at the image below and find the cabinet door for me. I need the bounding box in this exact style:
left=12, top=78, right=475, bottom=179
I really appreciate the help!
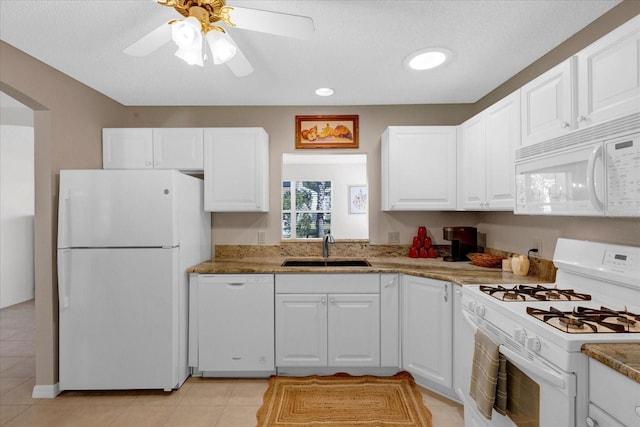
left=102, top=128, right=153, bottom=169
left=380, top=274, right=400, bottom=367
left=381, top=126, right=457, bottom=210
left=275, top=294, right=327, bottom=366
left=402, top=275, right=452, bottom=389
left=520, top=58, right=576, bottom=146
left=577, top=15, right=640, bottom=127
left=152, top=128, right=203, bottom=170
left=328, top=294, right=380, bottom=367
left=458, top=113, right=486, bottom=210
left=484, top=91, right=520, bottom=210
left=452, top=284, right=474, bottom=403
left=198, top=278, right=274, bottom=372
left=204, top=128, right=269, bottom=212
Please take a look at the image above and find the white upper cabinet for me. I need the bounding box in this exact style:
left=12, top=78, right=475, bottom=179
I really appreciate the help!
left=203, top=127, right=269, bottom=212
left=103, top=128, right=154, bottom=169
left=152, top=128, right=204, bottom=170
left=577, top=15, right=640, bottom=128
left=458, top=113, right=486, bottom=210
left=102, top=128, right=203, bottom=171
left=520, top=58, right=577, bottom=146
left=458, top=91, right=520, bottom=210
left=381, top=126, right=457, bottom=211
left=484, top=91, right=520, bottom=209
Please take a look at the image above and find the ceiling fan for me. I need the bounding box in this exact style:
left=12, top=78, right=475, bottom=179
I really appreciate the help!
left=123, top=0, right=314, bottom=77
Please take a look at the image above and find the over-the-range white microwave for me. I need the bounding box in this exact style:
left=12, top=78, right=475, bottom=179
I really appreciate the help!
left=515, top=114, right=640, bottom=217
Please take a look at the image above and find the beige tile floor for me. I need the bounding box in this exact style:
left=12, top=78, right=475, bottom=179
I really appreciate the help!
left=1, top=300, right=464, bottom=426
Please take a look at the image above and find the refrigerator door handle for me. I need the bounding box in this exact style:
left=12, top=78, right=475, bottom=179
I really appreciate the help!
left=58, top=249, right=71, bottom=310
left=58, top=189, right=71, bottom=248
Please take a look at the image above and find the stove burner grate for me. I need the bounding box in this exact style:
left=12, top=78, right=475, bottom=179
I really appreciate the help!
left=527, top=306, right=640, bottom=334
left=480, top=284, right=592, bottom=302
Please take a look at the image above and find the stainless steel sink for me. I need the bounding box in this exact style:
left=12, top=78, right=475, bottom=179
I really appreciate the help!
left=281, top=258, right=371, bottom=267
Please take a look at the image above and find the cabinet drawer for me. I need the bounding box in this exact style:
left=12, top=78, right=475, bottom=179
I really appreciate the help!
left=276, top=274, right=379, bottom=294
left=589, top=359, right=640, bottom=427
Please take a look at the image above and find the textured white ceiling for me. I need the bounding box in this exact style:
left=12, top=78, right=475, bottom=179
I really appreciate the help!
left=0, top=0, right=622, bottom=106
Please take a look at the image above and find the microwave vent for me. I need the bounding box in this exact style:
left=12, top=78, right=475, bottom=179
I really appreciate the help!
left=516, top=113, right=640, bottom=160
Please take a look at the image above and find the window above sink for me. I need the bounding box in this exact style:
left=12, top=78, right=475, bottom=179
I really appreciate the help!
left=281, top=154, right=368, bottom=241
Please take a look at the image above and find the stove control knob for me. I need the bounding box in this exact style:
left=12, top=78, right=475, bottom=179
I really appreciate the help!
left=526, top=336, right=541, bottom=353
left=585, top=417, right=597, bottom=427
left=513, top=328, right=527, bottom=344
left=466, top=301, right=477, bottom=312
left=474, top=304, right=486, bottom=318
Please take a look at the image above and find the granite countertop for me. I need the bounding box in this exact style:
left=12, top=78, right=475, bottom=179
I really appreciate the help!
left=582, top=343, right=640, bottom=383
left=187, top=256, right=551, bottom=286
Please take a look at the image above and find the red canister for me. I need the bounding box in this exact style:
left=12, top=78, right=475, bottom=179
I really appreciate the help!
left=417, top=226, right=427, bottom=239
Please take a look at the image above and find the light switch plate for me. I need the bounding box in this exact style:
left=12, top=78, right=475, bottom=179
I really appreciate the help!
left=388, top=231, right=400, bottom=244
left=258, top=231, right=266, bottom=245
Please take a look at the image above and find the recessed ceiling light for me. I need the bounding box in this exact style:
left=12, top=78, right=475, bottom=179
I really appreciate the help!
left=405, top=48, right=452, bottom=71
left=315, top=87, right=335, bottom=97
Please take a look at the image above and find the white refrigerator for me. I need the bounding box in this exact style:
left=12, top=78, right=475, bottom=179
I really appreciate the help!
left=57, top=169, right=211, bottom=391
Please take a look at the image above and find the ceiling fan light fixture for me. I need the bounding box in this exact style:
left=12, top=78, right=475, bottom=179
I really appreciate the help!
left=172, top=17, right=201, bottom=49
left=405, top=48, right=452, bottom=71
left=205, top=31, right=237, bottom=64
left=172, top=17, right=204, bottom=66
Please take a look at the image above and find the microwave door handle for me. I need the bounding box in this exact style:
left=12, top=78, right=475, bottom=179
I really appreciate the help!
left=499, top=345, right=567, bottom=391
left=586, top=145, right=604, bottom=212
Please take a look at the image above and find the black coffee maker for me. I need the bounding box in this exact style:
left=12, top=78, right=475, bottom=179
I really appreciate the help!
left=443, top=226, right=477, bottom=262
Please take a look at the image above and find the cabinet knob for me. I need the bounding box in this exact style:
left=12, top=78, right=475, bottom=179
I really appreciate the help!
left=635, top=406, right=640, bottom=417
left=560, top=121, right=570, bottom=129
left=585, top=417, right=597, bottom=427
left=329, top=298, right=335, bottom=304
left=145, top=161, right=152, bottom=166
left=321, top=297, right=326, bottom=304
left=385, top=278, right=396, bottom=288
left=577, top=115, right=589, bottom=123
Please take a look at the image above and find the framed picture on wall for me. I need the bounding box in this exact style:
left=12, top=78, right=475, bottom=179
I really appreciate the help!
left=348, top=185, right=368, bottom=214
left=295, top=115, right=359, bottom=149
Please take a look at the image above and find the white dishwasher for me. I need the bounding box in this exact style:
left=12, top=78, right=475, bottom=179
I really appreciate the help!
left=189, top=274, right=275, bottom=377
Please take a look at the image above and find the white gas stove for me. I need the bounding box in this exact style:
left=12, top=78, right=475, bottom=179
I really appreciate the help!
left=460, top=238, right=640, bottom=427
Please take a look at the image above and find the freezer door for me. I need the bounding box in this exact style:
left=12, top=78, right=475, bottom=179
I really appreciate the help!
left=58, top=170, right=179, bottom=248
left=58, top=247, right=181, bottom=391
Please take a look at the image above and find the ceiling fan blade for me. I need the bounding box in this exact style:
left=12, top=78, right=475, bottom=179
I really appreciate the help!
left=219, top=33, right=254, bottom=77
left=123, top=22, right=172, bottom=56
left=229, top=6, right=314, bottom=39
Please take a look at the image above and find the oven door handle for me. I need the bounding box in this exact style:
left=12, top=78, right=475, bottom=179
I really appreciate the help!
left=499, top=345, right=567, bottom=390
left=462, top=309, right=479, bottom=332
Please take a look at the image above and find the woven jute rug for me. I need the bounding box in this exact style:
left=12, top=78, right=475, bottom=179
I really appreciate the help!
left=256, top=371, right=433, bottom=427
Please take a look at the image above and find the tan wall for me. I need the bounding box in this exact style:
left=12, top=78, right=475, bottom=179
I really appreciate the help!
left=1, top=41, right=126, bottom=388
left=0, top=1, right=638, bottom=389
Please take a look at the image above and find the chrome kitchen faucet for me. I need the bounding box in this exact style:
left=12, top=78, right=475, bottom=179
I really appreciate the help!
left=322, top=232, right=335, bottom=258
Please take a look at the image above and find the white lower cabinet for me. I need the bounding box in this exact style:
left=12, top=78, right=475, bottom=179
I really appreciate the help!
left=189, top=274, right=274, bottom=375
left=452, top=284, right=473, bottom=403
left=402, top=275, right=452, bottom=392
left=275, top=274, right=384, bottom=368
left=587, top=358, right=640, bottom=427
